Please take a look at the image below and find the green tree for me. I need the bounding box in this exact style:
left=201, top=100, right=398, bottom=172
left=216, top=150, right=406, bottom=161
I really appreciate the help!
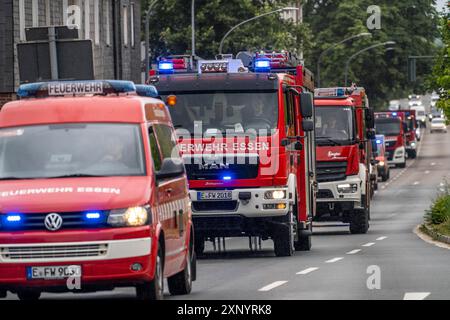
left=142, top=0, right=312, bottom=61
left=429, top=15, right=450, bottom=119
left=303, top=0, right=440, bottom=108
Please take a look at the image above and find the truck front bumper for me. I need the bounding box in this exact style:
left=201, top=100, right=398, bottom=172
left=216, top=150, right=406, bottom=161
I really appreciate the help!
left=316, top=175, right=362, bottom=206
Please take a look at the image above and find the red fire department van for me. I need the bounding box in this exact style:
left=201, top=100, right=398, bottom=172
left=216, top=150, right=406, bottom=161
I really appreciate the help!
left=152, top=51, right=317, bottom=257
left=0, top=80, right=195, bottom=300
left=314, top=87, right=375, bottom=234
left=374, top=111, right=407, bottom=168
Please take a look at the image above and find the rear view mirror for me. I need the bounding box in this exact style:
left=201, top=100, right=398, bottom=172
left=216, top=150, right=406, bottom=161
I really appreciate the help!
left=300, top=93, right=314, bottom=118
left=366, top=129, right=376, bottom=140
left=366, top=109, right=375, bottom=129
left=156, top=158, right=185, bottom=180
left=302, top=119, right=314, bottom=132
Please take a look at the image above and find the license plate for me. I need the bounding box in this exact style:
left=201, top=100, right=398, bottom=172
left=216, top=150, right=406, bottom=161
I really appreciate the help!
left=27, top=265, right=82, bottom=280
left=198, top=191, right=232, bottom=201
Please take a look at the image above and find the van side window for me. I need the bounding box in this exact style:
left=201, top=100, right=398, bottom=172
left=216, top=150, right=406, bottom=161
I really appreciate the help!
left=148, top=126, right=162, bottom=172
left=153, top=124, right=181, bottom=161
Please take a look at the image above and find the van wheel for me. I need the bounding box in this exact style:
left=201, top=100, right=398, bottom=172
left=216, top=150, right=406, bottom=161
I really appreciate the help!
left=396, top=161, right=406, bottom=169
left=17, top=291, right=41, bottom=301
left=168, top=244, right=195, bottom=296
left=273, top=211, right=294, bottom=257
left=194, top=236, right=205, bottom=256
left=136, top=244, right=164, bottom=300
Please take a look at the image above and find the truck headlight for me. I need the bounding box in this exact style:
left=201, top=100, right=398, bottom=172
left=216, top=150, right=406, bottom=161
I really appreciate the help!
left=108, top=206, right=150, bottom=227
left=411, top=142, right=416, bottom=148
left=337, top=183, right=358, bottom=193
left=264, top=190, right=286, bottom=200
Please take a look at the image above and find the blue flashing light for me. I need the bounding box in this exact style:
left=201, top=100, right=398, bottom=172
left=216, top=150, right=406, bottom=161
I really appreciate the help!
left=392, top=112, right=398, bottom=117
left=223, top=176, right=232, bottom=181
left=135, top=84, right=159, bottom=98
left=6, top=215, right=22, bottom=223
left=376, top=139, right=382, bottom=144
left=336, top=88, right=345, bottom=96
left=158, top=61, right=174, bottom=74
left=17, top=82, right=46, bottom=98
left=254, top=58, right=271, bottom=73
left=106, top=80, right=136, bottom=94
left=85, top=212, right=101, bottom=220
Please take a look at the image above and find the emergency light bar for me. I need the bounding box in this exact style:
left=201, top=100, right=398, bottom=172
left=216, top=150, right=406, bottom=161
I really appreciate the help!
left=315, top=88, right=347, bottom=97
left=157, top=56, right=189, bottom=74
left=17, top=80, right=137, bottom=99
left=252, top=51, right=300, bottom=73
left=198, top=60, right=228, bottom=73
left=135, top=84, right=159, bottom=98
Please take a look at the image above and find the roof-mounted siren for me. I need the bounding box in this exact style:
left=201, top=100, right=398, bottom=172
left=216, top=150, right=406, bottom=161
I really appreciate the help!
left=17, top=80, right=136, bottom=99
left=252, top=51, right=300, bottom=73
left=314, top=87, right=347, bottom=98
left=135, top=84, right=160, bottom=98
left=198, top=59, right=247, bottom=74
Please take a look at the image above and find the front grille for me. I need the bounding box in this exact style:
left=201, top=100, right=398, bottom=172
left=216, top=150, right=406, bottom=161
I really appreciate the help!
left=193, top=215, right=244, bottom=233
left=184, top=154, right=259, bottom=180
left=192, top=201, right=239, bottom=212
left=317, top=189, right=334, bottom=199
left=0, top=243, right=108, bottom=261
left=0, top=211, right=109, bottom=231
left=386, top=151, right=393, bottom=161
left=385, top=140, right=396, bottom=149
left=316, top=161, right=347, bottom=183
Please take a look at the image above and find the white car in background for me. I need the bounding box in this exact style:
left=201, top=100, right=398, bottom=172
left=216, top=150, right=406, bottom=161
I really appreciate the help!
left=430, top=118, right=447, bottom=133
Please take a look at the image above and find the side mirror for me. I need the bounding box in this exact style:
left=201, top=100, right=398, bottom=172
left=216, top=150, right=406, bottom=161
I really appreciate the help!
left=366, top=129, right=376, bottom=140
left=300, top=93, right=314, bottom=118
left=365, top=109, right=375, bottom=129
left=156, top=158, right=185, bottom=180
left=302, top=119, right=314, bottom=132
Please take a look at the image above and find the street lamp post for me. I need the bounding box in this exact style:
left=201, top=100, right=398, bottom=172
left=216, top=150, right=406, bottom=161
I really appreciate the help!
left=145, top=0, right=159, bottom=82
left=316, top=32, right=372, bottom=88
left=191, top=0, right=195, bottom=69
left=344, top=41, right=396, bottom=86
left=218, top=7, right=299, bottom=55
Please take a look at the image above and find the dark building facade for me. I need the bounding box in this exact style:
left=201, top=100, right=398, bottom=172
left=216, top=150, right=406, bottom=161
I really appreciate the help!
left=0, top=0, right=142, bottom=107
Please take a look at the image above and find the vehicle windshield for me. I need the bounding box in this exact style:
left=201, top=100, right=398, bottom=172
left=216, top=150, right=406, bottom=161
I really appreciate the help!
left=163, top=91, right=278, bottom=136
left=0, top=123, right=145, bottom=180
left=375, top=119, right=401, bottom=136
left=315, top=106, right=355, bottom=145
left=432, top=119, right=445, bottom=124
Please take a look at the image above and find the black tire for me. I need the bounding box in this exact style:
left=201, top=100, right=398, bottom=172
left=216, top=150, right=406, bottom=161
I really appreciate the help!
left=349, top=207, right=369, bottom=234
left=194, top=236, right=205, bottom=256
left=396, top=161, right=406, bottom=169
left=409, top=150, right=417, bottom=159
left=168, top=245, right=194, bottom=296
left=17, top=291, right=41, bottom=301
left=136, top=243, right=164, bottom=300
left=295, top=223, right=312, bottom=251
left=273, top=212, right=294, bottom=257
left=382, top=172, right=388, bottom=182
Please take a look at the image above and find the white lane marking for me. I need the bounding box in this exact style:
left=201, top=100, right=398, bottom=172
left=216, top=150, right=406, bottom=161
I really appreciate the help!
left=403, top=292, right=430, bottom=300
left=440, top=182, right=445, bottom=187
left=296, top=267, right=319, bottom=275
left=362, top=242, right=375, bottom=247
left=325, top=257, right=343, bottom=263
left=376, top=236, right=388, bottom=241
left=413, top=181, right=420, bottom=185
left=346, top=249, right=361, bottom=255
left=431, top=162, right=436, bottom=166
left=381, top=185, right=386, bottom=189
left=258, top=281, right=288, bottom=292
left=425, top=170, right=430, bottom=174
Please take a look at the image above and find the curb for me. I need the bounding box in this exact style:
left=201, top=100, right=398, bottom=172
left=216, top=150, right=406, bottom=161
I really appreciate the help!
left=420, top=224, right=450, bottom=245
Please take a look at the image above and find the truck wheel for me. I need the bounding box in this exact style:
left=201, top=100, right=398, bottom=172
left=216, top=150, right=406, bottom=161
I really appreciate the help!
left=136, top=243, right=164, bottom=300
left=410, top=150, right=417, bottom=159
left=194, top=236, right=205, bottom=256
left=168, top=243, right=195, bottom=296
left=295, top=224, right=312, bottom=251
left=396, top=161, right=406, bottom=169
left=381, top=171, right=389, bottom=182
left=17, top=291, right=41, bottom=301
left=349, top=208, right=369, bottom=234
left=273, top=211, right=294, bottom=257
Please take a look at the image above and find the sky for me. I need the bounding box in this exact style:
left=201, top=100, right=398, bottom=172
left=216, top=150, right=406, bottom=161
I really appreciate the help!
left=435, top=0, right=448, bottom=13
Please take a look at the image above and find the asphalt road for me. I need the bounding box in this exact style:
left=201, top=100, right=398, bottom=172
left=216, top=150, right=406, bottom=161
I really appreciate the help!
left=5, top=126, right=450, bottom=300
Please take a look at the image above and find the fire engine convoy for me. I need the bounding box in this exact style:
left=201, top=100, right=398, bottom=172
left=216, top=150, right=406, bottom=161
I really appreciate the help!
left=152, top=51, right=317, bottom=257
left=0, top=81, right=196, bottom=300
left=374, top=111, right=407, bottom=168
left=313, top=87, right=375, bottom=234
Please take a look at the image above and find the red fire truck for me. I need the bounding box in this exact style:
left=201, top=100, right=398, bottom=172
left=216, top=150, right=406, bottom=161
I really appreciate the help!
left=0, top=81, right=195, bottom=300
left=314, top=87, right=375, bottom=234
left=374, top=111, right=408, bottom=168
left=152, top=51, right=317, bottom=257
left=398, top=110, right=418, bottom=159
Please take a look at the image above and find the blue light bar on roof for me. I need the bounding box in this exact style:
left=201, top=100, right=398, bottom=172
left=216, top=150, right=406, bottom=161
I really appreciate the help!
left=17, top=80, right=136, bottom=99
left=135, top=84, right=159, bottom=98
left=254, top=58, right=271, bottom=73
left=158, top=61, right=174, bottom=74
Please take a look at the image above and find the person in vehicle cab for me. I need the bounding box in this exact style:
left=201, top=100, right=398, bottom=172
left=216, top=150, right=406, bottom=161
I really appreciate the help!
left=322, top=116, right=348, bottom=139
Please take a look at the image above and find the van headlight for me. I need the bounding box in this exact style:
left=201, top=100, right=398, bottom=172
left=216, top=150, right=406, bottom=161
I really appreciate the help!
left=264, top=190, right=286, bottom=200
left=108, top=206, right=150, bottom=227
left=337, top=183, right=358, bottom=193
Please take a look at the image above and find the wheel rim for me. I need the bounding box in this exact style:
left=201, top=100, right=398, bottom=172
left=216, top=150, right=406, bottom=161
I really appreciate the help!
left=186, top=250, right=192, bottom=284
left=156, top=255, right=163, bottom=297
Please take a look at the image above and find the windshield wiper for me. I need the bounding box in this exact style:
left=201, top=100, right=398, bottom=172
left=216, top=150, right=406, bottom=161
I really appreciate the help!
left=45, top=174, right=108, bottom=179
left=0, top=176, right=29, bottom=181
left=316, top=137, right=343, bottom=146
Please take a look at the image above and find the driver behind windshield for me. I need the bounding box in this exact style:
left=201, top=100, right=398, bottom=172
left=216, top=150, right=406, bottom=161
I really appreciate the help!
left=322, top=115, right=348, bottom=139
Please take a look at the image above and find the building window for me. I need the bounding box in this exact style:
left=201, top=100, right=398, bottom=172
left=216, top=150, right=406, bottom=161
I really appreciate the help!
left=105, top=0, right=111, bottom=46
left=123, top=5, right=128, bottom=47
left=32, top=0, right=39, bottom=27
left=94, top=0, right=100, bottom=45
left=130, top=3, right=135, bottom=48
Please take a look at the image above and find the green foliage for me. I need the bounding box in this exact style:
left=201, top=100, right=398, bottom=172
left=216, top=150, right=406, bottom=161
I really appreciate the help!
left=428, top=15, right=450, bottom=120
left=303, top=0, right=440, bottom=109
left=425, top=182, right=450, bottom=225
left=143, top=0, right=312, bottom=60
